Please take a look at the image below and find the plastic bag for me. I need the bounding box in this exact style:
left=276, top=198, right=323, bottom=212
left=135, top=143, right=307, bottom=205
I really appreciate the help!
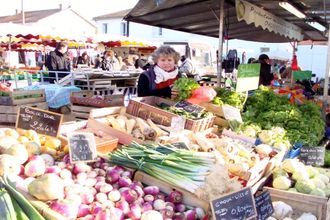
left=187, top=86, right=216, bottom=104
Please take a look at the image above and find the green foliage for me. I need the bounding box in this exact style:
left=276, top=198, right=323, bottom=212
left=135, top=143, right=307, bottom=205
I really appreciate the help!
left=172, top=78, right=200, bottom=101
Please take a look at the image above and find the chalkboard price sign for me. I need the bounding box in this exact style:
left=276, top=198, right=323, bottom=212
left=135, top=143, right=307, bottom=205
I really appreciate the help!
left=211, top=187, right=257, bottom=220
left=299, top=146, right=325, bottom=166
left=174, top=100, right=205, bottom=114
left=16, top=106, right=63, bottom=137
left=68, top=132, right=97, bottom=163
left=255, top=190, right=274, bottom=220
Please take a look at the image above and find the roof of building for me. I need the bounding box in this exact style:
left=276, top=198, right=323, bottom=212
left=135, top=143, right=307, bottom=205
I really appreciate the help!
left=93, top=9, right=131, bottom=21
left=0, top=9, right=61, bottom=23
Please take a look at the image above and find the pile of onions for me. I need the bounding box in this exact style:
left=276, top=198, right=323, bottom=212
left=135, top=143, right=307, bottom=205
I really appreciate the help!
left=44, top=156, right=206, bottom=220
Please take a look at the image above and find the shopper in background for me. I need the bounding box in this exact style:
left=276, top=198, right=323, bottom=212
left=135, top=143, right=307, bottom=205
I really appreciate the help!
left=247, top=57, right=256, bottom=64
left=137, top=45, right=181, bottom=98
left=97, top=50, right=120, bottom=71
left=77, top=51, right=92, bottom=67
left=179, top=55, right=198, bottom=78
left=257, top=54, right=273, bottom=86
left=46, top=41, right=71, bottom=83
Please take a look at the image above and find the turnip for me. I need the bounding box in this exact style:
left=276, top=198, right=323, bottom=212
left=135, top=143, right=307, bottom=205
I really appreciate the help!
left=96, top=176, right=106, bottom=183
left=121, top=189, right=138, bottom=204
left=77, top=214, right=94, bottom=220
left=106, top=169, right=120, bottom=184
left=60, top=169, right=72, bottom=179
left=142, top=202, right=153, bottom=212
left=84, top=178, right=97, bottom=187
left=161, top=209, right=174, bottom=219
left=115, top=200, right=130, bottom=215
left=40, top=153, right=55, bottom=166
left=77, top=204, right=90, bottom=218
left=87, top=171, right=98, bottom=178
left=173, top=212, right=185, bottom=220
left=165, top=202, right=175, bottom=211
left=24, top=156, right=46, bottom=177
left=153, top=199, right=166, bottom=210
left=102, top=200, right=115, bottom=209
left=46, top=166, right=61, bottom=175
left=76, top=172, right=88, bottom=184
left=113, top=207, right=124, bottom=220
left=62, top=178, right=75, bottom=188
left=184, top=210, right=197, bottom=220
left=57, top=161, right=66, bottom=169
left=118, top=177, right=132, bottom=188
left=90, top=202, right=103, bottom=214
left=49, top=199, right=79, bottom=219
left=98, top=169, right=106, bottom=176
left=194, top=207, right=205, bottom=219
left=94, top=210, right=111, bottom=220
left=95, top=182, right=104, bottom=192
left=96, top=192, right=108, bottom=203
left=121, top=171, right=133, bottom=179
left=175, top=204, right=186, bottom=212
left=141, top=210, right=163, bottom=220
left=100, top=184, right=113, bottom=193
left=65, top=193, right=82, bottom=205
left=130, top=183, right=144, bottom=197
left=89, top=187, right=97, bottom=196
left=108, top=190, right=121, bottom=202
left=100, top=163, right=110, bottom=171
left=143, top=186, right=159, bottom=196
left=128, top=203, right=142, bottom=220
left=73, top=162, right=90, bottom=174
left=80, top=192, right=94, bottom=204
left=167, top=191, right=183, bottom=204
left=143, top=195, right=154, bottom=202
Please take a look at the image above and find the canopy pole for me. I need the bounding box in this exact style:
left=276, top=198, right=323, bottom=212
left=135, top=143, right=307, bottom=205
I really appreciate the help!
left=323, top=25, right=330, bottom=102
left=217, top=0, right=224, bottom=87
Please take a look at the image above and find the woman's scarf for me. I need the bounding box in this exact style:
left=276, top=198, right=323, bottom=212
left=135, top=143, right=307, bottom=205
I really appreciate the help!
left=154, top=65, right=179, bottom=84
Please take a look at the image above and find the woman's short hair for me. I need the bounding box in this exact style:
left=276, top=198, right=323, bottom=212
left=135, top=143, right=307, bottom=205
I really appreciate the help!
left=56, top=41, right=68, bottom=50
left=151, top=45, right=180, bottom=64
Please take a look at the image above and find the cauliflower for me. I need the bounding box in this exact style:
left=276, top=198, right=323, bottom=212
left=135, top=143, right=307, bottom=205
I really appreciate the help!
left=273, top=176, right=292, bottom=190
left=255, top=144, right=273, bottom=156
left=295, top=179, right=316, bottom=194
left=272, top=167, right=289, bottom=178
left=258, top=130, right=273, bottom=144
left=272, top=201, right=293, bottom=219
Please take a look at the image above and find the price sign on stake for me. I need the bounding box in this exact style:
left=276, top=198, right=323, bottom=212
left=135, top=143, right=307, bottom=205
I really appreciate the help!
left=210, top=187, right=257, bottom=220
left=174, top=100, right=205, bottom=114
left=236, top=64, right=261, bottom=92
left=68, top=132, right=97, bottom=163
left=255, top=190, right=274, bottom=220
left=298, top=146, right=325, bottom=166
left=16, top=106, right=63, bottom=137
left=170, top=116, right=186, bottom=137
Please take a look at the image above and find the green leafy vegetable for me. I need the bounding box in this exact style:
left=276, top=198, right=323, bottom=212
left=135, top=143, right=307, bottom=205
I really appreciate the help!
left=212, top=88, right=246, bottom=110
left=173, top=78, right=200, bottom=101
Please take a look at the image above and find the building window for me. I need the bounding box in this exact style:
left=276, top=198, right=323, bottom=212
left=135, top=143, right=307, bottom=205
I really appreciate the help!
left=102, top=23, right=108, bottom=34
left=121, top=22, right=127, bottom=36
left=158, top=27, right=163, bottom=36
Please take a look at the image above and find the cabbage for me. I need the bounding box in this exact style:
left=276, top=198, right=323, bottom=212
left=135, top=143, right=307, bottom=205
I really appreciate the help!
left=287, top=188, right=297, bottom=192
left=309, top=188, right=326, bottom=197
left=272, top=167, right=289, bottom=179
left=306, top=166, right=319, bottom=178
left=295, top=179, right=316, bottom=194
left=311, top=177, right=326, bottom=189
left=323, top=188, right=330, bottom=197
left=273, top=176, right=291, bottom=190
left=282, top=159, right=300, bottom=174
left=315, top=174, right=330, bottom=184
left=292, top=171, right=309, bottom=181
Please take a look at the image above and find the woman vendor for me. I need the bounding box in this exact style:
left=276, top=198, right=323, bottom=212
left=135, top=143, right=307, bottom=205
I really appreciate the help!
left=137, top=46, right=181, bottom=98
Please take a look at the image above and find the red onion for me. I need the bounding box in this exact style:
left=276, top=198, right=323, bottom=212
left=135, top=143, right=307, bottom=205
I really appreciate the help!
left=106, top=169, right=120, bottom=184
left=91, top=202, right=103, bottom=214
left=155, top=193, right=166, bottom=201
left=118, top=177, right=132, bottom=188
left=93, top=161, right=102, bottom=169
left=173, top=212, right=185, bottom=220
left=128, top=203, right=142, bottom=220
left=49, top=199, right=79, bottom=219
left=77, top=204, right=90, bottom=218
left=143, top=194, right=154, bottom=202
left=130, top=183, right=144, bottom=197
left=118, top=187, right=130, bottom=193
left=167, top=191, right=183, bottom=204
left=46, top=166, right=61, bottom=174
left=161, top=209, right=174, bottom=219
left=121, top=189, right=138, bottom=204
left=165, top=202, right=175, bottom=211
left=143, top=186, right=159, bottom=196
left=142, top=202, right=153, bottom=212
left=113, top=165, right=125, bottom=174
left=115, top=200, right=130, bottom=214
left=153, top=199, right=166, bottom=211
left=135, top=197, right=144, bottom=205
left=100, top=163, right=110, bottom=171
left=96, top=176, right=106, bottom=183
left=73, top=162, right=90, bottom=174
left=108, top=190, right=121, bottom=202
left=98, top=169, right=106, bottom=176
left=185, top=210, right=197, bottom=220
left=95, top=182, right=104, bottom=192
left=121, top=170, right=133, bottom=179
left=78, top=214, right=94, bottom=220
left=175, top=203, right=186, bottom=212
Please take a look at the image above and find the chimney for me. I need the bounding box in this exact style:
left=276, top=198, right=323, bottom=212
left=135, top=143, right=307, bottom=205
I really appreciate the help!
left=59, top=4, right=62, bottom=10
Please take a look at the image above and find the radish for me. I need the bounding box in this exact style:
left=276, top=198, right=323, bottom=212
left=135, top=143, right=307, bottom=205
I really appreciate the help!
left=45, top=166, right=61, bottom=174
left=128, top=203, right=142, bottom=220
left=115, top=200, right=130, bottom=215
left=80, top=192, right=94, bottom=204
left=106, top=169, right=120, bottom=184
left=153, top=199, right=166, bottom=211
left=24, top=155, right=46, bottom=177
left=121, top=189, right=138, bottom=204
left=49, top=199, right=79, bottom=219
left=167, top=191, right=183, bottom=204
left=118, top=177, right=132, bottom=188
left=40, top=154, right=55, bottom=166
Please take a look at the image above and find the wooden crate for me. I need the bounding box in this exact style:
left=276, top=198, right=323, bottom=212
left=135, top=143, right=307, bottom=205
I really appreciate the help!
left=200, top=103, right=232, bottom=129
left=89, top=106, right=143, bottom=145
left=0, top=102, right=48, bottom=124
left=0, top=89, right=45, bottom=105
left=264, top=186, right=330, bottom=220
left=127, top=96, right=215, bottom=132
left=59, top=119, right=119, bottom=154
left=70, top=91, right=124, bottom=108
left=134, top=171, right=209, bottom=212
left=71, top=105, right=94, bottom=119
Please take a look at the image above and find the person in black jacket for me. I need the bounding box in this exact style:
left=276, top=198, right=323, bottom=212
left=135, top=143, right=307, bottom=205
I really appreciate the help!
left=258, top=54, right=274, bottom=86
left=137, top=45, right=181, bottom=98
left=46, top=41, right=71, bottom=83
